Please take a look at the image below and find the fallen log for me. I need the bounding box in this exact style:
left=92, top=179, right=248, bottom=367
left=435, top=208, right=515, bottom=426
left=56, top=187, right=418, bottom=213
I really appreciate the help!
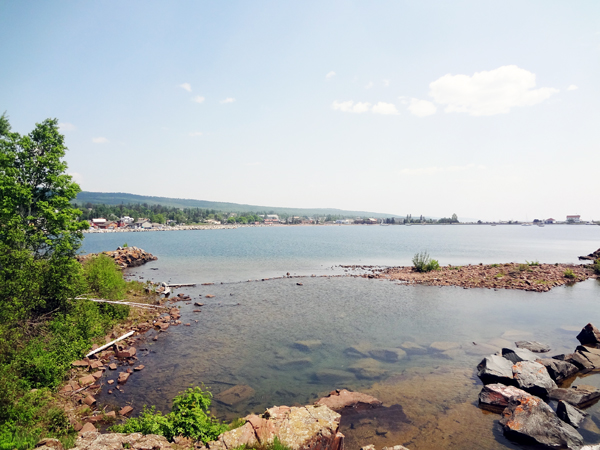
left=85, top=331, right=135, bottom=358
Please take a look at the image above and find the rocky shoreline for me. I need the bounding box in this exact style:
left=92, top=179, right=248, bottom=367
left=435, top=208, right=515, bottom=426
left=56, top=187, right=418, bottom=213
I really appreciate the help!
left=344, top=262, right=597, bottom=292
left=77, top=246, right=158, bottom=269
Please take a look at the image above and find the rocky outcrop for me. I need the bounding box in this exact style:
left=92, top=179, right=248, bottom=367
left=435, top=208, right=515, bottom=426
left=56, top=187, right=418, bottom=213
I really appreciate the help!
left=577, top=323, right=600, bottom=346
left=500, top=395, right=583, bottom=449
left=578, top=248, right=600, bottom=261
left=77, top=247, right=157, bottom=269
left=315, top=389, right=382, bottom=411
left=201, top=405, right=343, bottom=450
left=70, top=431, right=173, bottom=450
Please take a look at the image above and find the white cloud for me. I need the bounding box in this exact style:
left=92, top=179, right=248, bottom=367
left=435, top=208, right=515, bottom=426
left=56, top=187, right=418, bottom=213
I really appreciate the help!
left=332, top=100, right=371, bottom=113
left=407, top=98, right=437, bottom=117
left=245, top=162, right=262, bottom=166
left=429, top=65, right=559, bottom=116
left=179, top=83, right=192, bottom=92
left=371, top=102, right=398, bottom=115
left=220, top=97, right=235, bottom=104
left=326, top=71, right=336, bottom=79
left=58, top=122, right=76, bottom=132
left=192, top=96, right=205, bottom=103
left=92, top=137, right=108, bottom=144
left=383, top=79, right=390, bottom=87
left=365, top=81, right=374, bottom=89
left=69, top=172, right=83, bottom=185
left=567, top=84, right=578, bottom=91
left=400, top=163, right=486, bottom=176
left=189, top=132, right=203, bottom=137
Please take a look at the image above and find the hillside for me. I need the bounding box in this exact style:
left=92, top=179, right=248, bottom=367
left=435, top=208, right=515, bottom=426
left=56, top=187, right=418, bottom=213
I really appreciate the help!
left=75, top=191, right=399, bottom=218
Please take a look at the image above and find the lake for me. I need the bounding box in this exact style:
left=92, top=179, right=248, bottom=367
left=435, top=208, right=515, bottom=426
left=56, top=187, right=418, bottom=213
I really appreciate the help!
left=82, top=225, right=600, bottom=449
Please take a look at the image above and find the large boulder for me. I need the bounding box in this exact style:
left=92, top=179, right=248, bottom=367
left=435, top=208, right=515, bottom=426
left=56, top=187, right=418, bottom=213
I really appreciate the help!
left=576, top=323, right=600, bottom=346
left=538, top=359, right=579, bottom=384
left=478, top=383, right=531, bottom=412
left=549, top=385, right=600, bottom=408
left=512, top=361, right=557, bottom=397
left=316, top=389, right=382, bottom=411
left=557, top=400, right=588, bottom=428
left=202, top=405, right=344, bottom=450
left=500, top=395, right=584, bottom=449
left=501, top=347, right=538, bottom=364
left=476, top=354, right=514, bottom=385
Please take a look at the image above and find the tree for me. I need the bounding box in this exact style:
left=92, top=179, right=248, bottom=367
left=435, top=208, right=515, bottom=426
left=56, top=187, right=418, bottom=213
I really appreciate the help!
left=451, top=213, right=458, bottom=223
left=0, top=114, right=88, bottom=259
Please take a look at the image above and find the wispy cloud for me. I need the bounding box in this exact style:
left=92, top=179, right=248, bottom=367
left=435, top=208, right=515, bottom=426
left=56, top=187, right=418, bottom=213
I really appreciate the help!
left=92, top=137, right=108, bottom=144
left=400, top=163, right=486, bottom=176
left=383, top=79, right=390, bottom=87
left=429, top=65, right=558, bottom=116
left=365, top=81, right=374, bottom=89
left=372, top=102, right=398, bottom=115
left=220, top=97, right=235, bottom=104
left=179, top=83, right=192, bottom=92
left=567, top=84, right=578, bottom=91
left=59, top=122, right=76, bottom=132
left=326, top=71, right=336, bottom=79
left=192, top=96, right=205, bottom=103
left=407, top=98, right=437, bottom=117
left=189, top=132, right=203, bottom=137
left=332, top=100, right=371, bottom=113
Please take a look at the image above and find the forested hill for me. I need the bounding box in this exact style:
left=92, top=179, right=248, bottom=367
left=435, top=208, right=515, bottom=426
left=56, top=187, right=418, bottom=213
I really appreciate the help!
left=75, top=191, right=397, bottom=218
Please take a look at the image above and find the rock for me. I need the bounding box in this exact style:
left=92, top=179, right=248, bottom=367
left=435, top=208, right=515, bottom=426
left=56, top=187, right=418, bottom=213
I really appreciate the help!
left=465, top=343, right=500, bottom=356
left=368, top=348, right=406, bottom=363
left=501, top=329, right=533, bottom=340
left=119, top=405, right=133, bottom=416
left=429, top=341, right=460, bottom=352
left=360, top=446, right=376, bottom=450
left=293, top=340, right=322, bottom=351
left=344, top=343, right=372, bottom=358
left=488, top=337, right=513, bottom=348
left=78, top=422, right=96, bottom=435
left=577, top=323, right=600, bottom=346
left=576, top=349, right=600, bottom=368
left=568, top=352, right=595, bottom=372
left=205, top=294, right=215, bottom=298
left=173, top=436, right=194, bottom=447
left=538, top=359, right=579, bottom=383
left=35, top=438, right=64, bottom=450
left=478, top=383, right=532, bottom=412
left=550, top=385, right=600, bottom=407
left=382, top=446, right=411, bottom=450
left=134, top=365, right=145, bottom=371
left=105, top=411, right=116, bottom=418
left=277, top=358, right=313, bottom=369
left=215, top=385, right=256, bottom=406
left=108, top=363, right=117, bottom=370
left=116, top=347, right=136, bottom=358
left=501, top=347, right=538, bottom=364
left=347, top=359, right=387, bottom=380
left=313, top=369, right=354, bottom=384
left=117, top=372, right=130, bottom=384
left=476, top=354, right=514, bottom=385
left=204, top=404, right=343, bottom=450
left=512, top=361, right=557, bottom=397
left=78, top=375, right=95, bottom=386
left=72, top=360, right=89, bottom=367
left=398, top=342, right=427, bottom=355
left=89, top=361, right=103, bottom=369
left=83, top=395, right=96, bottom=406
left=315, top=389, right=383, bottom=411
left=91, top=371, right=102, bottom=380
left=71, top=432, right=173, bottom=450
left=577, top=345, right=600, bottom=357
left=500, top=394, right=584, bottom=449
left=515, top=341, right=551, bottom=353
left=557, top=400, right=588, bottom=428
left=107, top=379, right=114, bottom=385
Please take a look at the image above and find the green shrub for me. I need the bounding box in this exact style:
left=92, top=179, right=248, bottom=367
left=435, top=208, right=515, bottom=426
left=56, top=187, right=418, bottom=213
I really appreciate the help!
left=110, top=387, right=228, bottom=443
left=564, top=269, right=576, bottom=279
left=412, top=252, right=440, bottom=273
left=83, top=254, right=127, bottom=300
left=593, top=259, right=600, bottom=275
left=526, top=260, right=540, bottom=266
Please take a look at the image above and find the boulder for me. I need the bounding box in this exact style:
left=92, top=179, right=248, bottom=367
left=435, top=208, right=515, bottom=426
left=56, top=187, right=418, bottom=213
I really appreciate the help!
left=512, top=361, right=557, bottom=397
left=478, top=383, right=532, bottom=412
left=315, top=389, right=382, bottom=411
left=215, top=385, right=256, bottom=406
left=465, top=343, right=500, bottom=356
left=577, top=323, right=600, bottom=346
left=501, top=347, right=538, bottom=364
left=293, top=340, right=322, bottom=351
left=277, top=358, right=313, bottom=370
left=78, top=422, right=96, bottom=435
left=429, top=341, right=460, bottom=352
left=549, top=385, right=600, bottom=407
left=368, top=348, right=406, bottom=363
left=557, top=400, right=588, bottom=428
left=117, top=372, right=130, bottom=384
left=515, top=341, right=551, bottom=353
left=71, top=432, right=172, bottom=450
left=313, top=369, right=354, bottom=384
left=35, top=438, right=64, bottom=450
left=568, top=352, right=595, bottom=372
left=344, top=343, right=372, bottom=358
left=476, top=354, right=514, bottom=385
left=347, top=359, right=387, bottom=380
left=576, top=349, right=600, bottom=368
left=538, top=359, right=579, bottom=383
left=500, top=394, right=584, bottom=449
left=119, top=405, right=133, bottom=416
left=398, top=342, right=427, bottom=355
left=78, top=375, right=95, bottom=386
left=83, top=395, right=96, bottom=406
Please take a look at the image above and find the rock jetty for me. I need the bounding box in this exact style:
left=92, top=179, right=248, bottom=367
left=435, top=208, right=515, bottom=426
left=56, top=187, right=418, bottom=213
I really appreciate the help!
left=77, top=246, right=157, bottom=268
left=579, top=248, right=600, bottom=261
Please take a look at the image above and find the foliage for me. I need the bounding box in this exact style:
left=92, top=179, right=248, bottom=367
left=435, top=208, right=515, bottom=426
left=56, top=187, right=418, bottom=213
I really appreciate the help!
left=526, top=260, right=540, bottom=266
left=517, top=264, right=530, bottom=272
left=110, top=386, right=228, bottom=443
left=593, top=259, right=600, bottom=275
left=412, top=252, right=440, bottom=273
left=438, top=213, right=459, bottom=224
left=83, top=254, right=127, bottom=300
left=564, top=269, right=576, bottom=279
left=490, top=264, right=500, bottom=268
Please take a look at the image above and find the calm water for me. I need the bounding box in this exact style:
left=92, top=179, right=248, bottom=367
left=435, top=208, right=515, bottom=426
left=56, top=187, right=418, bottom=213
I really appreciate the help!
left=83, top=226, right=600, bottom=449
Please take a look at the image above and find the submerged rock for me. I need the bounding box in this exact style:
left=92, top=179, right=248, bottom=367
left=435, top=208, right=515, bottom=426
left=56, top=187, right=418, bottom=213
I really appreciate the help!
left=293, top=340, right=323, bottom=352
left=557, top=400, right=588, bottom=428
left=347, top=359, right=387, bottom=380
left=316, top=389, right=383, bottom=411
left=215, top=385, right=256, bottom=407
left=368, top=348, right=406, bottom=363
left=428, top=341, right=460, bottom=352
left=398, top=342, right=427, bottom=355
left=515, top=341, right=551, bottom=353
left=500, top=394, right=583, bottom=449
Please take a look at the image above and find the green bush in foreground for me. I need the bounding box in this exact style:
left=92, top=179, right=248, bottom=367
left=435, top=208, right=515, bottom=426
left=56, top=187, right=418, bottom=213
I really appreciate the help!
left=412, top=252, right=440, bottom=273
left=83, top=254, right=127, bottom=300
left=110, top=387, right=229, bottom=443
left=564, top=269, right=576, bottom=279
left=593, top=259, right=600, bottom=275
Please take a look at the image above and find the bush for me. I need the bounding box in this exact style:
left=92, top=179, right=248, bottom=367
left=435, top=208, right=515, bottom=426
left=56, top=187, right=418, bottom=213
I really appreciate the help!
left=593, top=259, right=600, bottom=275
left=564, top=269, right=576, bottom=279
left=83, top=254, right=127, bottom=300
left=110, top=387, right=228, bottom=443
left=412, top=252, right=440, bottom=273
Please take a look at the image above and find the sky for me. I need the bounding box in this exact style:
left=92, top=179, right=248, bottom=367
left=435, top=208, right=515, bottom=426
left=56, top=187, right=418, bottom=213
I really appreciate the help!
left=1, top=1, right=599, bottom=221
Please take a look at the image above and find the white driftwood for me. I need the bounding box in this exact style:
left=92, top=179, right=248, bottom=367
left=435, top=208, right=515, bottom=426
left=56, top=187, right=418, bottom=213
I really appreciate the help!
left=74, top=297, right=166, bottom=309
left=85, top=330, right=135, bottom=358
left=167, top=283, right=196, bottom=287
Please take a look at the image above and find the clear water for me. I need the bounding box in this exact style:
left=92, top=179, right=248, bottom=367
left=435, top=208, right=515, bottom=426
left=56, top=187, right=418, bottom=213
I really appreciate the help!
left=82, top=226, right=600, bottom=449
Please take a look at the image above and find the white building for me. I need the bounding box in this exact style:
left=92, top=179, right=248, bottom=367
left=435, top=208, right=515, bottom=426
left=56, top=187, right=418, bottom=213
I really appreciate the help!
left=566, top=215, right=581, bottom=223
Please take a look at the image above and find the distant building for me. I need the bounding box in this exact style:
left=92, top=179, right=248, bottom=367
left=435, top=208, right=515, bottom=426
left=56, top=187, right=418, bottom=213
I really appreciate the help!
left=120, top=216, right=133, bottom=224
left=545, top=218, right=555, bottom=224
left=366, top=218, right=378, bottom=225
left=566, top=215, right=581, bottom=223
left=265, top=214, right=280, bottom=224
left=91, top=218, right=107, bottom=229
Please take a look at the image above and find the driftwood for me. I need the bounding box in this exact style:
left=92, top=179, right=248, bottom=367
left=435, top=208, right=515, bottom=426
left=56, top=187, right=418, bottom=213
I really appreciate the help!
left=85, top=330, right=135, bottom=358
left=167, top=283, right=196, bottom=287
left=74, top=297, right=167, bottom=310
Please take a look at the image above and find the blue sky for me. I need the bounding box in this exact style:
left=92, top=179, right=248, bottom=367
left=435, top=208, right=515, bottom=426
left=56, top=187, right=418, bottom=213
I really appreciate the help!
left=1, top=1, right=599, bottom=221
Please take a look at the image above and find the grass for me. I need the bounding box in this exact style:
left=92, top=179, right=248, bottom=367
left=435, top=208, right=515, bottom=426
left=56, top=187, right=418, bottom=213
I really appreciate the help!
left=593, top=259, right=600, bottom=275
left=412, top=252, right=441, bottom=273
left=564, top=269, right=576, bottom=279
left=526, top=260, right=540, bottom=266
